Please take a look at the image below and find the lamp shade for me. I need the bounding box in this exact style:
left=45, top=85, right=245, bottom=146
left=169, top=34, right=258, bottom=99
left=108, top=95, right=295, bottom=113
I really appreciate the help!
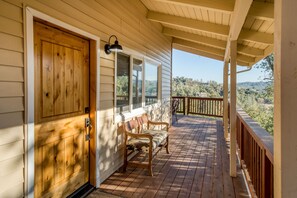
left=104, top=35, right=123, bottom=54
left=110, top=40, right=123, bottom=52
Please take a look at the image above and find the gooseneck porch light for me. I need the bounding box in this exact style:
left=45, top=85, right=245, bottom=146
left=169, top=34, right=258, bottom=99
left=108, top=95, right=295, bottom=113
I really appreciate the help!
left=104, top=35, right=123, bottom=54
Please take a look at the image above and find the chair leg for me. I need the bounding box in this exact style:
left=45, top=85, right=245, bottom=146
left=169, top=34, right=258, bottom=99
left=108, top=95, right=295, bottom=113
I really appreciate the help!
left=166, top=136, right=170, bottom=154
left=148, top=147, right=153, bottom=176
left=123, top=147, right=127, bottom=172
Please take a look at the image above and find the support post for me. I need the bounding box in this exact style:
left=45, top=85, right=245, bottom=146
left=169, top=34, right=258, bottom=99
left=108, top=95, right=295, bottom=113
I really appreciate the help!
left=223, top=61, right=229, bottom=139
left=274, top=0, right=297, bottom=197
left=230, top=40, right=237, bottom=177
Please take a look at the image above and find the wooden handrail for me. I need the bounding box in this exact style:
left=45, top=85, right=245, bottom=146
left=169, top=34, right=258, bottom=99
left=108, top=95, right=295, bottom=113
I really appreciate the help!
left=236, top=107, right=274, bottom=198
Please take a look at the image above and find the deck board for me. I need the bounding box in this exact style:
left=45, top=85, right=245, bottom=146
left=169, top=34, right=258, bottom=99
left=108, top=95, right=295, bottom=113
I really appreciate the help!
left=91, top=116, right=249, bottom=198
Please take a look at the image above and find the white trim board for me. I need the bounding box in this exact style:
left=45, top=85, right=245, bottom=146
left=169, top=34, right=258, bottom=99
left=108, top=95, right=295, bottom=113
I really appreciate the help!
left=24, top=7, right=101, bottom=198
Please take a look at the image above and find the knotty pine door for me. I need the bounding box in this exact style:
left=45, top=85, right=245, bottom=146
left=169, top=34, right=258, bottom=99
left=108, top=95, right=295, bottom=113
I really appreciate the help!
left=34, top=21, right=90, bottom=198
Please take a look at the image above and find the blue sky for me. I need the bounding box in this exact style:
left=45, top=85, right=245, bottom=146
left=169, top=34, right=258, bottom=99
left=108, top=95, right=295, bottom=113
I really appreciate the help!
left=172, top=49, right=265, bottom=83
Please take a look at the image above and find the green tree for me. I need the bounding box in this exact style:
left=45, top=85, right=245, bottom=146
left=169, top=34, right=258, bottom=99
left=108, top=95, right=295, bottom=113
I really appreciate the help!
left=238, top=53, right=274, bottom=135
left=255, top=54, right=274, bottom=81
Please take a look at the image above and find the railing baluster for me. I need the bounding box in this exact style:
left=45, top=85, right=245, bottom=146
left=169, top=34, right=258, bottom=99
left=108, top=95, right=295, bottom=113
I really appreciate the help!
left=235, top=109, right=274, bottom=198
left=171, top=97, right=224, bottom=118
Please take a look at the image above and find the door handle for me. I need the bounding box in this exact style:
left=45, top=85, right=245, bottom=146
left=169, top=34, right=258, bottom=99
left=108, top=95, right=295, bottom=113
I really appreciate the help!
left=85, top=118, right=92, bottom=141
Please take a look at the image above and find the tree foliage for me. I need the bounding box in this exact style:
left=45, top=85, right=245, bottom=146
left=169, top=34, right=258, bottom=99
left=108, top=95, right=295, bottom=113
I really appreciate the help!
left=238, top=53, right=274, bottom=135
left=172, top=77, right=223, bottom=98
left=172, top=56, right=275, bottom=136
left=255, top=54, right=274, bottom=81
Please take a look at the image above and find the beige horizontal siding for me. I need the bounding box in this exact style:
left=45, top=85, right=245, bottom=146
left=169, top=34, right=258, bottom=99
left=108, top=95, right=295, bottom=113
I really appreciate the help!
left=101, top=67, right=114, bottom=76
left=0, top=125, right=24, bottom=145
left=0, top=82, right=23, bottom=97
left=100, top=84, right=114, bottom=93
left=0, top=182, right=24, bottom=198
left=0, top=169, right=24, bottom=197
left=0, top=97, right=24, bottom=113
left=0, top=32, right=23, bottom=52
left=0, top=49, right=23, bottom=67
left=0, top=111, right=23, bottom=128
left=0, top=15, right=23, bottom=37
left=0, top=1, right=25, bottom=197
left=0, top=65, right=23, bottom=82
left=0, top=0, right=23, bottom=22
left=0, top=140, right=24, bottom=161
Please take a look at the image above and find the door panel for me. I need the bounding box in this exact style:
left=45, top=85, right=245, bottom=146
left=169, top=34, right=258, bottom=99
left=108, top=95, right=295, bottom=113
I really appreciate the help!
left=34, top=21, right=90, bottom=198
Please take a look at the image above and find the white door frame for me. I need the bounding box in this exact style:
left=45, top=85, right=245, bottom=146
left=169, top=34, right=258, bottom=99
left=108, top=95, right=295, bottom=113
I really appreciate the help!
left=25, top=7, right=101, bottom=198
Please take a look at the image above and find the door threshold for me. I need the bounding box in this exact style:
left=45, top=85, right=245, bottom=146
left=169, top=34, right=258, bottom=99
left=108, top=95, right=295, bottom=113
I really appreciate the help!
left=67, top=183, right=95, bottom=198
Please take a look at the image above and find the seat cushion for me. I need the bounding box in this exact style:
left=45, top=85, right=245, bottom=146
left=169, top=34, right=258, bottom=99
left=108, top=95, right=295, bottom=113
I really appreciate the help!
left=127, top=130, right=168, bottom=153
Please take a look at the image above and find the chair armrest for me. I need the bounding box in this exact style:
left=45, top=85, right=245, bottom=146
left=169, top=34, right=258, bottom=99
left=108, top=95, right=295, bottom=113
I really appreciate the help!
left=148, top=121, right=169, bottom=131
left=125, top=131, right=153, bottom=140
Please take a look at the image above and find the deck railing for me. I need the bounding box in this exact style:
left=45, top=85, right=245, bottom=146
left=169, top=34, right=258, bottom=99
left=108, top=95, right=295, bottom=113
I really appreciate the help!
left=172, top=96, right=223, bottom=117
left=236, top=108, right=274, bottom=198
left=145, top=96, right=158, bottom=105
left=117, top=95, right=158, bottom=106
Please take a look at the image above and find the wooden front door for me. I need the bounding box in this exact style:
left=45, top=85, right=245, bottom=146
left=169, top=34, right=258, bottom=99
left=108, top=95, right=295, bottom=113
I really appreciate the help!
left=34, top=21, right=90, bottom=197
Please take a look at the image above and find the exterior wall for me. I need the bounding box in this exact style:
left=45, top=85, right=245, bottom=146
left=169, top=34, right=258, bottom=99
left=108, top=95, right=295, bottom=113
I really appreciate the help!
left=0, top=0, right=172, bottom=196
left=0, top=1, right=25, bottom=197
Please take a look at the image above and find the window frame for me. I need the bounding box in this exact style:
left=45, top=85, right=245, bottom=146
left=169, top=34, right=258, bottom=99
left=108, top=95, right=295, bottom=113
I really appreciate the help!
left=144, top=59, right=161, bottom=106
left=114, top=48, right=161, bottom=123
left=130, top=55, right=145, bottom=111
left=115, top=52, right=131, bottom=114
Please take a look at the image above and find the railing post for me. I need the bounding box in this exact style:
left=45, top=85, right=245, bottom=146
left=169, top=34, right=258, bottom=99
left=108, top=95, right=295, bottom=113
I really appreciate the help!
left=261, top=149, right=266, bottom=198
left=187, top=97, right=190, bottom=115
left=229, top=40, right=237, bottom=177
left=183, top=97, right=186, bottom=115
left=223, top=61, right=229, bottom=139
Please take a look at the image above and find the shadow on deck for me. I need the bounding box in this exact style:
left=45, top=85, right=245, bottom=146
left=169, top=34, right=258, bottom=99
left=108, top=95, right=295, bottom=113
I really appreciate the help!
left=89, top=115, right=249, bottom=198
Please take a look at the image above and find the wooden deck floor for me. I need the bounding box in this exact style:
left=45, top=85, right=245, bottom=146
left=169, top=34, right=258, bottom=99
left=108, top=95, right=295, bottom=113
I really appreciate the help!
left=91, top=116, right=249, bottom=198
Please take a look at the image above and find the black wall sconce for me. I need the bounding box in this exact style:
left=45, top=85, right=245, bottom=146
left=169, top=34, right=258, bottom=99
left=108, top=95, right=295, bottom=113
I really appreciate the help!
left=104, top=35, right=123, bottom=54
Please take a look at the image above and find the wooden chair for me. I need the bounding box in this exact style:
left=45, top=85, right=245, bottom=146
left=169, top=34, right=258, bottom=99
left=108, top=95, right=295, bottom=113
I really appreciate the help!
left=172, top=99, right=179, bottom=123
left=123, top=115, right=169, bottom=176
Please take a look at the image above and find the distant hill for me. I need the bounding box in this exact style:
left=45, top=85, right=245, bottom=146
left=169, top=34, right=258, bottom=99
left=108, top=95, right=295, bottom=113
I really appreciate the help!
left=237, top=81, right=271, bottom=91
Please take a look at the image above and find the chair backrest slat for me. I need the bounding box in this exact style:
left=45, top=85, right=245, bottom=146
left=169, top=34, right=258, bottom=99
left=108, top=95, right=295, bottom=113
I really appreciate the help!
left=137, top=114, right=149, bottom=133
left=123, top=119, right=139, bottom=133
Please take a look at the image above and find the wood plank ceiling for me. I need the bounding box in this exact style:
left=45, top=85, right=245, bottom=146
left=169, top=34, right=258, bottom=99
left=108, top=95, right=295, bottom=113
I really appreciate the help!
left=141, top=0, right=274, bottom=66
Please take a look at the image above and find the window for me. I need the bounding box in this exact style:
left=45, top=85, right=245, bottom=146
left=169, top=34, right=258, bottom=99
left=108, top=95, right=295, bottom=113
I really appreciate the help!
left=145, top=61, right=159, bottom=105
left=116, top=52, right=161, bottom=115
left=132, top=58, right=143, bottom=109
left=116, top=53, right=130, bottom=113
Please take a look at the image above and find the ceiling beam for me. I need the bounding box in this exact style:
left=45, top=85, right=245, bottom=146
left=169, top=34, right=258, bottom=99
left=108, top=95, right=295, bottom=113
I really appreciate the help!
left=224, top=0, right=253, bottom=61
left=163, top=28, right=226, bottom=49
left=147, top=11, right=229, bottom=37
left=148, top=11, right=273, bottom=44
left=173, top=43, right=224, bottom=61
left=173, top=43, right=249, bottom=66
left=237, top=44, right=264, bottom=57
left=173, top=38, right=254, bottom=64
left=163, top=28, right=265, bottom=57
left=155, top=0, right=273, bottom=21
left=239, top=30, right=273, bottom=45
left=173, top=38, right=224, bottom=56
left=248, top=1, right=274, bottom=21
left=155, top=0, right=234, bottom=13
